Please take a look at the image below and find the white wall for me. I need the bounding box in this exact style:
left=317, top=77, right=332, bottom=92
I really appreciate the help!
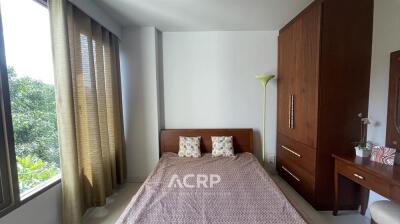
left=367, top=0, right=400, bottom=211
left=120, top=27, right=161, bottom=182
left=368, top=0, right=400, bottom=146
left=0, top=184, right=62, bottom=224
left=162, top=31, right=278, bottom=160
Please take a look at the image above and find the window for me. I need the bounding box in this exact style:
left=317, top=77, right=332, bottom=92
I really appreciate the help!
left=0, top=0, right=60, bottom=216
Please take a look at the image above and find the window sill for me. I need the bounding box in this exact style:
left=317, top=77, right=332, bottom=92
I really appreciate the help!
left=0, top=175, right=61, bottom=219
left=20, top=174, right=61, bottom=201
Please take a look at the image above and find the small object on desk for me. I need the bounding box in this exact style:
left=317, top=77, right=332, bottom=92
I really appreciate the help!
left=370, top=146, right=397, bottom=166
left=332, top=153, right=400, bottom=216
left=354, top=114, right=372, bottom=158
left=396, top=153, right=400, bottom=165
left=354, top=146, right=371, bottom=158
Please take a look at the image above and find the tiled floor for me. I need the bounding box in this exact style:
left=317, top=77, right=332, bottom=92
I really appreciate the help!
left=83, top=173, right=370, bottom=224
left=270, top=173, right=369, bottom=224
left=83, top=183, right=142, bottom=224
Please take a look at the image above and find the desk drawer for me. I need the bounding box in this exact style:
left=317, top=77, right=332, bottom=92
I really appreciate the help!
left=277, top=134, right=316, bottom=175
left=277, top=157, right=315, bottom=202
left=336, top=160, right=390, bottom=197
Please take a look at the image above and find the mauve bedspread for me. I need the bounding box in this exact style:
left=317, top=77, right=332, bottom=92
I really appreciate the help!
left=116, top=153, right=306, bottom=224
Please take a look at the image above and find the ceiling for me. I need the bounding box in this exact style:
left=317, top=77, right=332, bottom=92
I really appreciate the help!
left=94, top=0, right=313, bottom=31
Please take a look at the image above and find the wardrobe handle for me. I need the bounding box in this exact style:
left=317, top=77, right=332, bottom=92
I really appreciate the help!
left=290, top=95, right=295, bottom=129
left=282, top=166, right=300, bottom=182
left=288, top=95, right=292, bottom=129
left=288, top=94, right=294, bottom=129
left=281, top=145, right=301, bottom=158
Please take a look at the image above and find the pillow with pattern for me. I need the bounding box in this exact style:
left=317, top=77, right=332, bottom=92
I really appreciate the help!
left=178, top=136, right=201, bottom=158
left=212, top=136, right=234, bottom=157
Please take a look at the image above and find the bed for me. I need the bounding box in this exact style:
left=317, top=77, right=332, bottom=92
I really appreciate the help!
left=116, top=129, right=306, bottom=224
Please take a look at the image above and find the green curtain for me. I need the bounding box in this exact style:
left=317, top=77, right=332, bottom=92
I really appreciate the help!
left=48, top=0, right=126, bottom=223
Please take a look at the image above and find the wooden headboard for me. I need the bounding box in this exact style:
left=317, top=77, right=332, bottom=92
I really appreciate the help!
left=159, top=129, right=253, bottom=156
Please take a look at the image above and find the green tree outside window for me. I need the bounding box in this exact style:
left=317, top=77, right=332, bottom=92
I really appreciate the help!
left=8, top=66, right=59, bottom=193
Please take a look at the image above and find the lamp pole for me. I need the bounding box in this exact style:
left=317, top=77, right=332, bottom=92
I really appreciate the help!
left=262, top=85, right=267, bottom=162
left=256, top=74, right=275, bottom=163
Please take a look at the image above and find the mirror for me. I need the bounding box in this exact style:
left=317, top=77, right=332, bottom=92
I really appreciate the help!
left=386, top=51, right=400, bottom=149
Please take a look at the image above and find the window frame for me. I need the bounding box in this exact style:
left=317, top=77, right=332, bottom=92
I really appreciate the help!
left=0, top=0, right=61, bottom=219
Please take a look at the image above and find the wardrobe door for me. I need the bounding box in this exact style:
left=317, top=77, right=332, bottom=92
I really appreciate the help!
left=291, top=3, right=321, bottom=148
left=277, top=24, right=296, bottom=137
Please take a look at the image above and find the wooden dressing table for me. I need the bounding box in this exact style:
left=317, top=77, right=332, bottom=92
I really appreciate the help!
left=332, top=153, right=400, bottom=216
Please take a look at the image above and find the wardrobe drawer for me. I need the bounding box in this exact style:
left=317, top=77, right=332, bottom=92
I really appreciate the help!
left=277, top=157, right=315, bottom=203
left=336, top=160, right=391, bottom=197
left=277, top=134, right=316, bottom=175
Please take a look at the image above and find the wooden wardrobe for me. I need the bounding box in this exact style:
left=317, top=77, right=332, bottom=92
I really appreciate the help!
left=276, top=0, right=373, bottom=210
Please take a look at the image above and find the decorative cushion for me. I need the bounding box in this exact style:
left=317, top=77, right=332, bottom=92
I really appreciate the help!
left=370, top=200, right=400, bottom=224
left=211, top=136, right=234, bottom=157
left=178, top=136, right=201, bottom=158
left=370, top=146, right=396, bottom=166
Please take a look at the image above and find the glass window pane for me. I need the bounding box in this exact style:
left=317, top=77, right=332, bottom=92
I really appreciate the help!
left=0, top=0, right=60, bottom=196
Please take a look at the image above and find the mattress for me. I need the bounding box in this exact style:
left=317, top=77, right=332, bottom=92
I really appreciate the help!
left=116, top=152, right=306, bottom=224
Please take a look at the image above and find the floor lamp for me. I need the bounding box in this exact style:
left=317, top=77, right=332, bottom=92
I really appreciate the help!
left=256, top=74, right=275, bottom=163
